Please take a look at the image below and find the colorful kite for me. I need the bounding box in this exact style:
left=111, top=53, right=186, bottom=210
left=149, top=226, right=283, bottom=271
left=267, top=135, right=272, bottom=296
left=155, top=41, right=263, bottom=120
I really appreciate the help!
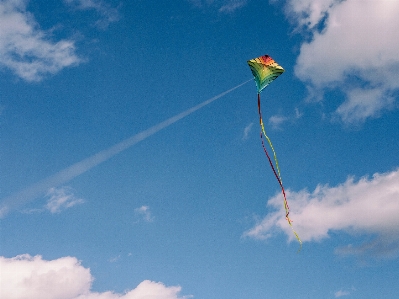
left=247, top=54, right=302, bottom=249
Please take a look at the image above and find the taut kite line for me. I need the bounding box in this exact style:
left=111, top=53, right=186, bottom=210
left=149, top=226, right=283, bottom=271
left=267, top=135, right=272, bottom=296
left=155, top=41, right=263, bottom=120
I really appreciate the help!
left=247, top=54, right=302, bottom=249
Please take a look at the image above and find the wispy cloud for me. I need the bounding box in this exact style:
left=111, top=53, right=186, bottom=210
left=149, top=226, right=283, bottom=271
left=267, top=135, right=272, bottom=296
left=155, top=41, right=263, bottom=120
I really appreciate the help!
left=335, top=290, right=350, bottom=298
left=268, top=115, right=288, bottom=129
left=64, top=0, right=120, bottom=28
left=188, top=0, right=247, bottom=13
left=294, top=107, right=303, bottom=119
left=219, top=0, right=247, bottom=13
left=45, top=187, right=84, bottom=213
left=0, top=0, right=80, bottom=81
left=244, top=168, right=399, bottom=258
left=20, top=186, right=83, bottom=215
left=0, top=254, right=190, bottom=299
left=265, top=108, right=302, bottom=130
left=242, top=122, right=253, bottom=140
left=283, top=0, right=399, bottom=124
left=109, top=255, right=121, bottom=263
left=134, top=205, right=154, bottom=222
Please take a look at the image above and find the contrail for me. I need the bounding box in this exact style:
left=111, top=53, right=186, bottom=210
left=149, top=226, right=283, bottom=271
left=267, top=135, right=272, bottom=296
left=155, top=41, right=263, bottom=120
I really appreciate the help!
left=0, top=79, right=251, bottom=217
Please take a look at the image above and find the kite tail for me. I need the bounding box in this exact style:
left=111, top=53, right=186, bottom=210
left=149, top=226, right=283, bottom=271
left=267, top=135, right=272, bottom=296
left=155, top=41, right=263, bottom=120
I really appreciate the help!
left=257, top=93, right=302, bottom=251
left=259, top=105, right=283, bottom=183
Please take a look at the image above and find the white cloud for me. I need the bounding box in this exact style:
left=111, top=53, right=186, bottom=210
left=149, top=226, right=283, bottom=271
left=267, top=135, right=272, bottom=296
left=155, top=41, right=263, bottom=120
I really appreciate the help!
left=0, top=254, right=91, bottom=299
left=284, top=0, right=399, bottom=123
left=0, top=254, right=190, bottom=299
left=244, top=168, right=399, bottom=257
left=335, top=88, right=394, bottom=124
left=284, top=0, right=340, bottom=30
left=0, top=0, right=80, bottom=81
left=64, top=0, right=120, bottom=28
left=134, top=205, right=154, bottom=222
left=45, top=187, right=84, bottom=213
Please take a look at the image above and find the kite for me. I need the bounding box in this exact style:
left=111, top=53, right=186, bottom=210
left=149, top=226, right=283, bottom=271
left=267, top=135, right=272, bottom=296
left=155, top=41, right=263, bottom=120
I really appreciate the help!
left=247, top=54, right=302, bottom=249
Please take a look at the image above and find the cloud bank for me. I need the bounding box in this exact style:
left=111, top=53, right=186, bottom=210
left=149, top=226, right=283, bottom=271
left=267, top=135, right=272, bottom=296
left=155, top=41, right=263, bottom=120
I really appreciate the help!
left=284, top=0, right=399, bottom=123
left=244, top=168, right=399, bottom=257
left=0, top=254, right=189, bottom=299
left=0, top=0, right=80, bottom=81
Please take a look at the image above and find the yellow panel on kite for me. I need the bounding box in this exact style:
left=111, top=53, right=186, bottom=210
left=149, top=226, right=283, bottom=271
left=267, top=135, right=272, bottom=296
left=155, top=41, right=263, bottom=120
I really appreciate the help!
left=247, top=55, right=284, bottom=93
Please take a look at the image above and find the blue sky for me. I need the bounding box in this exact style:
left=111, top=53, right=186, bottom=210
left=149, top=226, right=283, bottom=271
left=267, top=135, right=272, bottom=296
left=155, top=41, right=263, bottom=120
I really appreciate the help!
left=1, top=0, right=399, bottom=298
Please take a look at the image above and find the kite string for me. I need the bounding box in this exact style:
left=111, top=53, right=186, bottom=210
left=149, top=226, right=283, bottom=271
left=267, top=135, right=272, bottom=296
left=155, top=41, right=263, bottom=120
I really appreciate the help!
left=257, top=93, right=302, bottom=250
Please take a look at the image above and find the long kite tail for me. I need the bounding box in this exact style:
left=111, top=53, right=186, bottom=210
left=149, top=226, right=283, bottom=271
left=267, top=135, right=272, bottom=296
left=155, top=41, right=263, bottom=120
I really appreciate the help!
left=257, top=93, right=302, bottom=250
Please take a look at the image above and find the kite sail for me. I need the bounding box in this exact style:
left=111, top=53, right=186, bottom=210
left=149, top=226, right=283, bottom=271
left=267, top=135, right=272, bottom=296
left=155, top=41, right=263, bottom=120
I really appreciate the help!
left=247, top=54, right=302, bottom=250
